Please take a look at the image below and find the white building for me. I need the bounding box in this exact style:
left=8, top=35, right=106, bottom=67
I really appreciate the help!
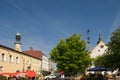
left=42, top=54, right=49, bottom=72
left=90, top=37, right=108, bottom=59
left=88, top=35, right=114, bottom=75
left=90, top=35, right=108, bottom=68
left=42, top=55, right=54, bottom=75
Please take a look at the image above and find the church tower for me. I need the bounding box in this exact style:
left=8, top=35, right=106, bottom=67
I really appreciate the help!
left=14, top=32, right=22, bottom=51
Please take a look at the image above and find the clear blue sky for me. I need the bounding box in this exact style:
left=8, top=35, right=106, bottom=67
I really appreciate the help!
left=0, top=0, right=120, bottom=56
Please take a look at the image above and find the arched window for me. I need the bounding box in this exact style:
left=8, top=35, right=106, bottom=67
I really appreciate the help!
left=16, top=57, right=19, bottom=64
left=0, top=66, right=3, bottom=71
left=27, top=61, right=31, bottom=66
left=1, top=53, right=6, bottom=62
left=9, top=55, right=13, bottom=62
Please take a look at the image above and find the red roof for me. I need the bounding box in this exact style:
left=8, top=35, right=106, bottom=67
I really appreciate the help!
left=23, top=47, right=43, bottom=59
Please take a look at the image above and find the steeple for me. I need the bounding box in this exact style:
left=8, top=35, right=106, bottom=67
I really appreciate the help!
left=14, top=32, right=22, bottom=51
left=97, top=33, right=102, bottom=44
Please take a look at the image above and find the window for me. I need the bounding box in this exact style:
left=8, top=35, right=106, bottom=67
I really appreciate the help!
left=0, top=66, right=3, bottom=71
left=16, top=57, right=19, bottom=64
left=1, top=53, right=6, bottom=62
left=9, top=55, right=13, bottom=63
left=27, top=61, right=30, bottom=66
left=98, top=49, right=100, bottom=52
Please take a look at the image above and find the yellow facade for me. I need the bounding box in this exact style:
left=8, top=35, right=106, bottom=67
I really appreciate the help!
left=0, top=45, right=42, bottom=74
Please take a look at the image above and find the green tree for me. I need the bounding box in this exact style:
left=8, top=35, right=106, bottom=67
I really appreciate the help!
left=94, top=55, right=105, bottom=67
left=50, top=34, right=92, bottom=76
left=94, top=53, right=112, bottom=68
left=107, top=27, right=120, bottom=70
left=0, top=76, right=7, bottom=80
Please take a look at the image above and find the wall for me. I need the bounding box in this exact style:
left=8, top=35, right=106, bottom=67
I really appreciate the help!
left=0, top=46, right=42, bottom=74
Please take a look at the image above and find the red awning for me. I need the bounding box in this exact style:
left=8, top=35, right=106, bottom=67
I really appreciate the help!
left=0, top=72, right=12, bottom=77
left=11, top=72, right=26, bottom=77
left=25, top=70, right=36, bottom=78
left=0, top=70, right=36, bottom=78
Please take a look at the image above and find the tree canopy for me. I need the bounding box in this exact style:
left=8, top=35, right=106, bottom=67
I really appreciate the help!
left=49, top=34, right=92, bottom=75
left=94, top=53, right=112, bottom=68
left=107, top=27, right=120, bottom=70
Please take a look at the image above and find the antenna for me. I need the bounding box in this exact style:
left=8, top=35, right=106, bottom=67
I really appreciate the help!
left=87, top=29, right=91, bottom=51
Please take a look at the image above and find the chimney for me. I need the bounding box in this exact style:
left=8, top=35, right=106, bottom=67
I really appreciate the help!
left=29, top=47, right=33, bottom=51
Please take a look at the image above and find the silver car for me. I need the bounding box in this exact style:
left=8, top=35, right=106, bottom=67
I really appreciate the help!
left=44, top=74, right=57, bottom=80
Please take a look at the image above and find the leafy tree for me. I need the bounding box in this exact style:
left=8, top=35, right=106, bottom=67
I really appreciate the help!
left=0, top=76, right=7, bottom=80
left=94, top=53, right=112, bottom=68
left=50, top=34, right=92, bottom=76
left=107, top=27, right=120, bottom=70
left=94, top=55, right=105, bottom=67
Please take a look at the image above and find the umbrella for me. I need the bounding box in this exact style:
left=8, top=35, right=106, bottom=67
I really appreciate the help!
left=25, top=70, right=36, bottom=78
left=87, top=66, right=111, bottom=71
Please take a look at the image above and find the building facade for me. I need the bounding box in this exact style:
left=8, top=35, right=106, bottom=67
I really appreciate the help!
left=22, top=47, right=53, bottom=75
left=42, top=55, right=49, bottom=72
left=90, top=35, right=108, bottom=67
left=48, top=58, right=54, bottom=74
left=0, top=33, right=42, bottom=74
left=90, top=38, right=108, bottom=58
left=23, top=47, right=43, bottom=74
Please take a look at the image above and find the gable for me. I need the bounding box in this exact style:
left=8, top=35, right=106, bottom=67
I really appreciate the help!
left=90, top=40, right=108, bottom=58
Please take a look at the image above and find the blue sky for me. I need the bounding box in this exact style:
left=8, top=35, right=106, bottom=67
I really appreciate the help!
left=0, top=0, right=120, bottom=56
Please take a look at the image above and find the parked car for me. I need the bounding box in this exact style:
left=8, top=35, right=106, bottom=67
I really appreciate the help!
left=44, top=74, right=57, bottom=80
